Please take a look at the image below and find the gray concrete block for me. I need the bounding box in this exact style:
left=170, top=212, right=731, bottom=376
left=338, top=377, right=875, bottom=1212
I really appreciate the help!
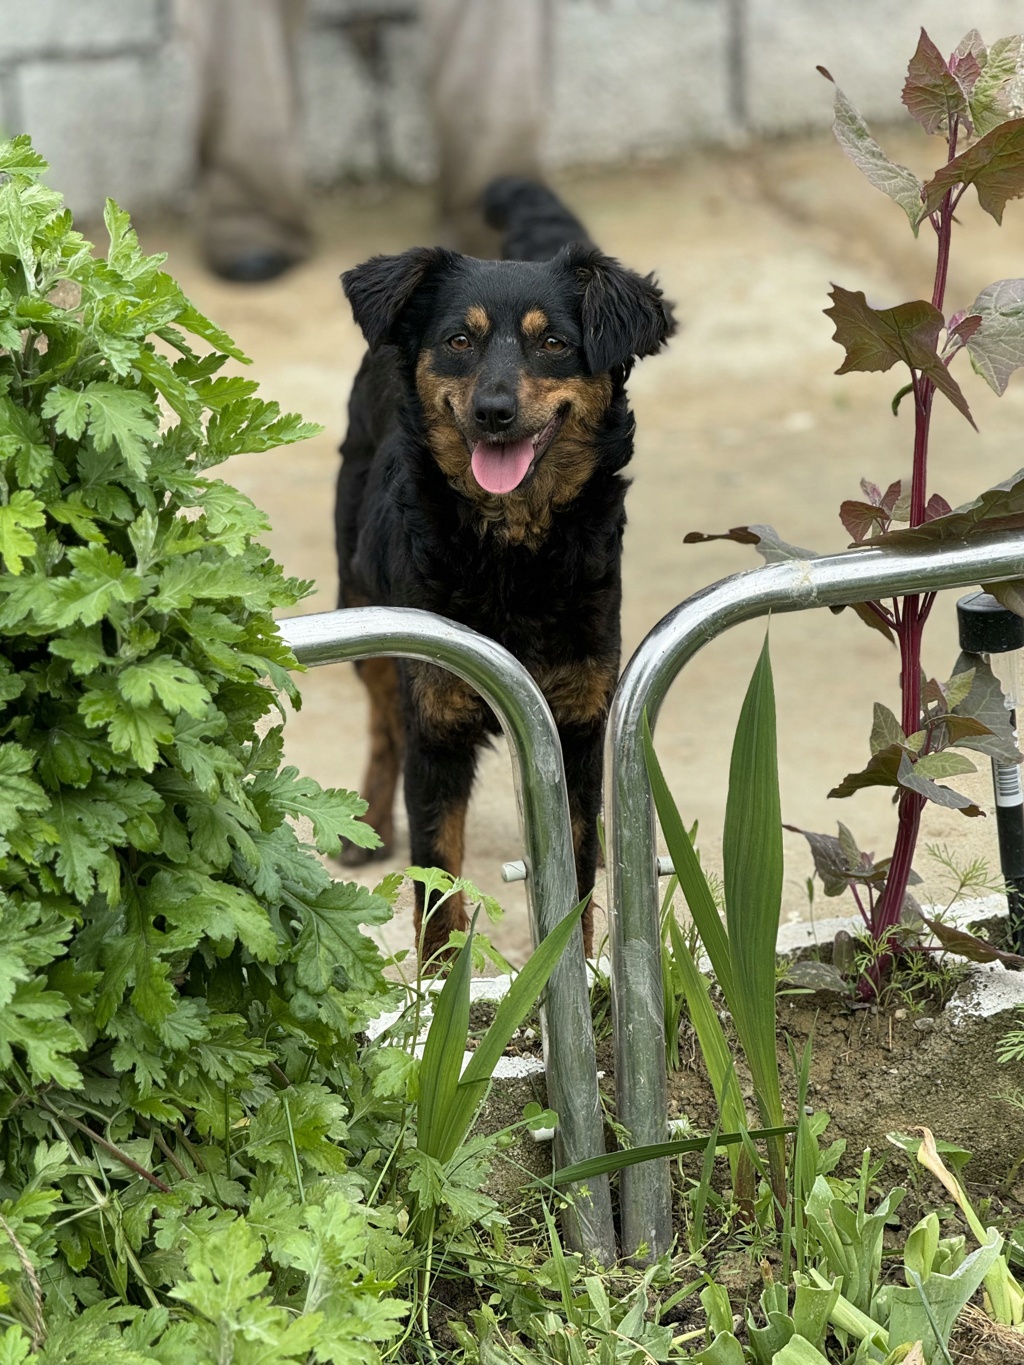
left=746, top=0, right=1024, bottom=135
left=300, top=26, right=381, bottom=182
left=0, top=0, right=166, bottom=62
left=545, top=0, right=734, bottom=168
left=378, top=20, right=436, bottom=183
left=14, top=47, right=198, bottom=222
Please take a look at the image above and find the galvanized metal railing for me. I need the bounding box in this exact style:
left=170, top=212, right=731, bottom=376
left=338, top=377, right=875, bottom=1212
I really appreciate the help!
left=278, top=605, right=616, bottom=1264
left=605, top=530, right=1024, bottom=1261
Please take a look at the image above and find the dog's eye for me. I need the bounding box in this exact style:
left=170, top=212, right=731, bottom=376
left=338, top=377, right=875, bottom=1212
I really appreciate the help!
left=447, top=334, right=471, bottom=352
left=541, top=336, right=567, bottom=353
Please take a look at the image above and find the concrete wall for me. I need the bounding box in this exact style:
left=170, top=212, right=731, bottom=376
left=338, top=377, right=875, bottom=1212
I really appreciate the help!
left=0, top=0, right=1018, bottom=222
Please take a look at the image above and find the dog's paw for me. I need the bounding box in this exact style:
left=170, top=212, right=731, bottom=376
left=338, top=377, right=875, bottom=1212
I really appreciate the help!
left=337, top=837, right=392, bottom=868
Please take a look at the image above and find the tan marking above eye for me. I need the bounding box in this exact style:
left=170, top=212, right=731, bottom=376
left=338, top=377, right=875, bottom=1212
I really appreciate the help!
left=521, top=308, right=549, bottom=340
left=465, top=304, right=491, bottom=335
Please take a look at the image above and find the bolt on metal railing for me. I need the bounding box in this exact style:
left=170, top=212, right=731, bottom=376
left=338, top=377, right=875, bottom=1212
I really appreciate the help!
left=278, top=605, right=616, bottom=1264
left=605, top=530, right=1024, bottom=1261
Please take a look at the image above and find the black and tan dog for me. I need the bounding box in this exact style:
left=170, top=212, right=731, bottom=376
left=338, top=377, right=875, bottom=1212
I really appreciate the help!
left=336, top=178, right=675, bottom=959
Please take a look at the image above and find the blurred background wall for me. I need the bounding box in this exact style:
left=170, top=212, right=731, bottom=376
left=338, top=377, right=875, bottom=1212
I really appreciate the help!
left=2, top=0, right=1023, bottom=225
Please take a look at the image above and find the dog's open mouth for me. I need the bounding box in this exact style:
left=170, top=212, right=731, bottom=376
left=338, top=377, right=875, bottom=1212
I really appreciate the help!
left=469, top=409, right=566, bottom=495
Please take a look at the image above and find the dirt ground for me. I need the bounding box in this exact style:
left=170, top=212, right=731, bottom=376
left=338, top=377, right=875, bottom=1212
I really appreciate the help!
left=137, top=126, right=1024, bottom=965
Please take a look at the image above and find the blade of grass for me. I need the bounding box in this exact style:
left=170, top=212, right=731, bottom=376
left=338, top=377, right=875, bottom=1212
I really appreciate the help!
left=722, top=633, right=786, bottom=1191
left=434, top=898, right=586, bottom=1165
left=416, top=912, right=477, bottom=1161
left=536, top=1125, right=794, bottom=1186
left=666, top=907, right=747, bottom=1179
left=644, top=712, right=734, bottom=1000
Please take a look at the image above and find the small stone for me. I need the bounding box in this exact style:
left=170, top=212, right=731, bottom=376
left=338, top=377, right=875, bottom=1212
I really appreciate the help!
left=524, top=1028, right=537, bottom=1041
left=913, top=1017, right=936, bottom=1032
left=894, top=1008, right=908, bottom=1021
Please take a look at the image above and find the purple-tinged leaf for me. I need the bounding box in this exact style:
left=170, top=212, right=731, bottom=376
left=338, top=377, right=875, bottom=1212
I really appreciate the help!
left=783, top=824, right=857, bottom=896
left=965, top=278, right=1024, bottom=394
left=820, top=68, right=926, bottom=232
left=942, top=714, right=995, bottom=745
left=891, top=484, right=912, bottom=522
left=943, top=665, right=976, bottom=712
left=862, top=467, right=1024, bottom=547
left=969, top=35, right=1024, bottom=138
left=951, top=651, right=1022, bottom=763
left=881, top=479, right=903, bottom=515
left=829, top=744, right=903, bottom=799
left=824, top=286, right=976, bottom=426
left=783, top=960, right=851, bottom=994
left=786, top=819, right=873, bottom=895
left=923, top=118, right=1024, bottom=223
left=896, top=751, right=983, bottom=814
left=870, top=702, right=905, bottom=755
left=951, top=31, right=985, bottom=95
left=913, top=751, right=977, bottom=779
left=924, top=492, right=953, bottom=520
left=685, top=520, right=894, bottom=642
left=861, top=477, right=883, bottom=504
left=682, top=524, right=818, bottom=563
left=840, top=499, right=887, bottom=543
left=944, top=312, right=983, bottom=359
left=902, top=29, right=972, bottom=135
left=848, top=601, right=895, bottom=645
left=923, top=914, right=1024, bottom=966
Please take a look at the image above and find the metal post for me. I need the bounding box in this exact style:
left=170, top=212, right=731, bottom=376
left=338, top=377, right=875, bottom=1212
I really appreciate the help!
left=279, top=605, right=616, bottom=1264
left=605, top=531, right=1024, bottom=1260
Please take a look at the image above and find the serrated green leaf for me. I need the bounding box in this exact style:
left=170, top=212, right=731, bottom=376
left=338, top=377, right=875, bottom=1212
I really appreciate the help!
left=117, top=656, right=211, bottom=717
left=292, top=881, right=391, bottom=996
left=253, top=766, right=379, bottom=855
left=0, top=489, right=45, bottom=573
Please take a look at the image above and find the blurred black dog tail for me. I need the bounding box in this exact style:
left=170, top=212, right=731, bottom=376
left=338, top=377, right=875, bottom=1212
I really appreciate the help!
left=481, top=176, right=594, bottom=262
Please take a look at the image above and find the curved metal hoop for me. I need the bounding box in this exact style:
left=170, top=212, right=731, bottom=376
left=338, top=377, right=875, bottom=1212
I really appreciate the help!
left=279, top=605, right=616, bottom=1264
left=605, top=530, right=1024, bottom=1260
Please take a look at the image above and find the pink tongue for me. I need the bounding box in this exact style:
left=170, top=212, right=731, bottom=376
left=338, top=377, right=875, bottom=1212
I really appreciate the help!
left=470, top=437, right=535, bottom=494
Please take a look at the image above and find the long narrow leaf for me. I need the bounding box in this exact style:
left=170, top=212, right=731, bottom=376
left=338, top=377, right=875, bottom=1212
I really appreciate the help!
left=644, top=712, right=734, bottom=998
left=722, top=635, right=786, bottom=1180
left=666, top=908, right=747, bottom=1176
left=538, top=1125, right=794, bottom=1186
left=434, top=898, right=586, bottom=1165
left=416, top=923, right=476, bottom=1161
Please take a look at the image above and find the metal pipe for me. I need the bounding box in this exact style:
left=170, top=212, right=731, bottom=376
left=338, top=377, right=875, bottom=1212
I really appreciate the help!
left=279, top=605, right=616, bottom=1263
left=605, top=531, right=1024, bottom=1260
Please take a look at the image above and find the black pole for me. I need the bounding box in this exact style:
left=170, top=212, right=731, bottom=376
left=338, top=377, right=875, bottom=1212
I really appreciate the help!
left=957, top=592, right=1024, bottom=953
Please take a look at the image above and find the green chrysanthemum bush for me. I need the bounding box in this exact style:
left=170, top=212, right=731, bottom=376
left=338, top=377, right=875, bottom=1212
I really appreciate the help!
left=0, top=136, right=410, bottom=1361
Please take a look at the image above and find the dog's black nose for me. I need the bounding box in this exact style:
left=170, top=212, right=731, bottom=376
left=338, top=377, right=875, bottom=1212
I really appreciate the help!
left=474, top=392, right=517, bottom=432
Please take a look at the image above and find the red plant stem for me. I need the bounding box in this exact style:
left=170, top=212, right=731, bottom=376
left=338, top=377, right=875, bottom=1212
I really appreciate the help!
left=862, top=118, right=960, bottom=991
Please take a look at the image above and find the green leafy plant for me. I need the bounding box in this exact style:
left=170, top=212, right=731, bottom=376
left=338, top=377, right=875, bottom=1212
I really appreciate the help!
left=644, top=634, right=787, bottom=1205
left=686, top=29, right=1024, bottom=992
left=0, top=134, right=419, bottom=1359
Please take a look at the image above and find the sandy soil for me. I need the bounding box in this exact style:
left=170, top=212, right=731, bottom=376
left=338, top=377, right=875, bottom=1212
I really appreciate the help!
left=136, top=126, right=1024, bottom=964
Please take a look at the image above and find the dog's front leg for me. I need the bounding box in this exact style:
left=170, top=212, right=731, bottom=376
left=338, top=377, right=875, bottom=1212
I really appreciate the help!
left=402, top=662, right=487, bottom=963
left=558, top=717, right=606, bottom=959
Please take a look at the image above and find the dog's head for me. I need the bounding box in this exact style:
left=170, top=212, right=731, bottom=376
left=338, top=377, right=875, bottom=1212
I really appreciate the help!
left=342, top=244, right=675, bottom=510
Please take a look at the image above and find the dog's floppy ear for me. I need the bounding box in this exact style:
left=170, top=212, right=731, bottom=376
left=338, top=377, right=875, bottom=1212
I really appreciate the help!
left=342, top=246, right=459, bottom=351
left=558, top=243, right=676, bottom=374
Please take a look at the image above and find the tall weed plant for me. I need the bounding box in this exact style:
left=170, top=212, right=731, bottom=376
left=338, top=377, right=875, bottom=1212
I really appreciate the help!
left=687, top=28, right=1024, bottom=991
